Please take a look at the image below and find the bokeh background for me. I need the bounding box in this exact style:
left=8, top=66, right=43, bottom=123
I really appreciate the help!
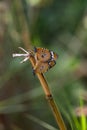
left=0, top=0, right=87, bottom=130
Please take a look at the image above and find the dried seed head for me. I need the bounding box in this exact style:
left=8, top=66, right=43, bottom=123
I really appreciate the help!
left=12, top=47, right=31, bottom=63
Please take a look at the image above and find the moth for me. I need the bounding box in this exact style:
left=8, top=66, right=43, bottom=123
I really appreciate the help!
left=33, top=47, right=58, bottom=74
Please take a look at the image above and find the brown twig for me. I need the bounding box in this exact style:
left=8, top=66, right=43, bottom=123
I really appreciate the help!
left=29, top=55, right=67, bottom=130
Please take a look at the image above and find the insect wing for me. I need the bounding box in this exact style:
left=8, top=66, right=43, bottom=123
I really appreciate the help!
left=50, top=51, right=58, bottom=61
left=48, top=60, right=56, bottom=69
left=33, top=62, right=49, bottom=74
left=34, top=47, right=51, bottom=62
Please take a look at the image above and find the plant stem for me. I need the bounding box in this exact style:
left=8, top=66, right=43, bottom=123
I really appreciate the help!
left=29, top=56, right=67, bottom=130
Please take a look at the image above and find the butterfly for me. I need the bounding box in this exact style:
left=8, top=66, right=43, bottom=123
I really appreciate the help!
left=33, top=47, right=58, bottom=74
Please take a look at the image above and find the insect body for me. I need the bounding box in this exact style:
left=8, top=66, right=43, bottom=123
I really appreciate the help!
left=34, top=47, right=58, bottom=62
left=33, top=47, right=58, bottom=74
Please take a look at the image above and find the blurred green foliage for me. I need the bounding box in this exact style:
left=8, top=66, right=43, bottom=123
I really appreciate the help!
left=0, top=0, right=87, bottom=130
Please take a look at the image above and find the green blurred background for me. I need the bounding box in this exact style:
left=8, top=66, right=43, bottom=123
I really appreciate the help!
left=0, top=0, right=87, bottom=130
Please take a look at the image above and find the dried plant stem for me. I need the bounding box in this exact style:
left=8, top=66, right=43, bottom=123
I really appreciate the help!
left=29, top=57, right=67, bottom=130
